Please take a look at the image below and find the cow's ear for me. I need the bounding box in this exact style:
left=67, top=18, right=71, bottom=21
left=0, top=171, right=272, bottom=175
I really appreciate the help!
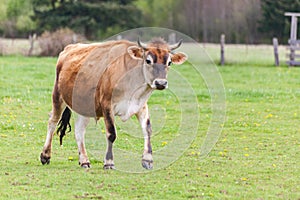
left=128, top=46, right=143, bottom=60
left=171, top=52, right=188, bottom=65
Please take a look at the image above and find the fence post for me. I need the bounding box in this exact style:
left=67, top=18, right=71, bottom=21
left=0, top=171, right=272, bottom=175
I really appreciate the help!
left=273, top=37, right=279, bottom=66
left=116, top=35, right=122, bottom=40
left=168, top=33, right=176, bottom=44
left=28, top=33, right=36, bottom=56
left=220, top=34, right=225, bottom=65
left=72, top=34, right=77, bottom=43
left=290, top=15, right=298, bottom=66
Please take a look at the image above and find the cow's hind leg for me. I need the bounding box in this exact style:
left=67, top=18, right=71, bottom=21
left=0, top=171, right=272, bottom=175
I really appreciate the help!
left=74, top=115, right=91, bottom=168
left=40, top=88, right=65, bottom=165
left=103, top=109, right=116, bottom=169
left=136, top=104, right=153, bottom=170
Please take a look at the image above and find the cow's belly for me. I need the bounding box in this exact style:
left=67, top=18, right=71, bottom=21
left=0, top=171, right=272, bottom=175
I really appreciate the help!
left=59, top=69, right=103, bottom=118
left=72, top=84, right=98, bottom=117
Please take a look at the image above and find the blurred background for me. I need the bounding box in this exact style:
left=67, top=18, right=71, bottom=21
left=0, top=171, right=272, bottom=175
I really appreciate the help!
left=0, top=0, right=299, bottom=59
left=1, top=0, right=299, bottom=43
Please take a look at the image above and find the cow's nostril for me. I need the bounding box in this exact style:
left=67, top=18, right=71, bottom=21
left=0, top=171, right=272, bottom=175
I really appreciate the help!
left=154, top=79, right=168, bottom=90
left=155, top=80, right=167, bottom=86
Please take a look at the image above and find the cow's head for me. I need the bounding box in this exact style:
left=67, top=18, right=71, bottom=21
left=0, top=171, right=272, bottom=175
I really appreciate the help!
left=128, top=38, right=187, bottom=90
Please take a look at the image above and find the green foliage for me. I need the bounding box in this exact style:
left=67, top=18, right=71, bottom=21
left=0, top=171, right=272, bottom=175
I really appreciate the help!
left=0, top=0, right=35, bottom=37
left=135, top=0, right=179, bottom=27
left=31, top=0, right=142, bottom=39
left=260, top=0, right=300, bottom=42
left=0, top=1, right=8, bottom=36
left=6, top=0, right=25, bottom=18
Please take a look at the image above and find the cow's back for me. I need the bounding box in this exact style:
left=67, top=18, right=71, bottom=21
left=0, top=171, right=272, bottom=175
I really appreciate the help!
left=56, top=40, right=137, bottom=117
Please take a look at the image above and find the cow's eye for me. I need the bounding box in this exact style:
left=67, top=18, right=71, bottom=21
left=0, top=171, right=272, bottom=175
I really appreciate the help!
left=146, top=59, right=152, bottom=64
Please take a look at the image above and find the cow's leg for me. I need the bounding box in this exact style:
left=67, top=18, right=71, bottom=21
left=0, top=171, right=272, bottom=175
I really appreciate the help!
left=103, top=109, right=116, bottom=169
left=75, top=115, right=91, bottom=168
left=40, top=87, right=65, bottom=165
left=136, top=104, right=153, bottom=170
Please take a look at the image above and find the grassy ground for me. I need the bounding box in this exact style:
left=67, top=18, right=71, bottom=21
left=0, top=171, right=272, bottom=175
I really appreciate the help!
left=0, top=46, right=300, bottom=199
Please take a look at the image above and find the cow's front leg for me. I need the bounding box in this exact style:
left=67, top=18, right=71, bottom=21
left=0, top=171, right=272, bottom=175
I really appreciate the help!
left=75, top=115, right=90, bottom=168
left=103, top=109, right=116, bottom=169
left=136, top=104, right=153, bottom=170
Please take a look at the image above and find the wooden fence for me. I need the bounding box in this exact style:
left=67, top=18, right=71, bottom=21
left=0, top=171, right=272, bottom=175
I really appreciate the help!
left=285, top=12, right=300, bottom=66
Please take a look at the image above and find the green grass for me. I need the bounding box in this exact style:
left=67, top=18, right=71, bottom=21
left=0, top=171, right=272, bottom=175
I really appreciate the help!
left=0, top=51, right=300, bottom=199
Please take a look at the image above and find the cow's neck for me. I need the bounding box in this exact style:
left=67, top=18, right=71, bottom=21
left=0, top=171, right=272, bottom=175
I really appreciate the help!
left=112, top=66, right=153, bottom=121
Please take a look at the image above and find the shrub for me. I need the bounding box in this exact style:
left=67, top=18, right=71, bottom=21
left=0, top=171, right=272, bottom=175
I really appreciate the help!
left=38, top=28, right=85, bottom=57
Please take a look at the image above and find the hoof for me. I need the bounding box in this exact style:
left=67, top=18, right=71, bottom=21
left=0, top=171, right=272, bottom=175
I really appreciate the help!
left=142, top=159, right=153, bottom=170
left=40, top=153, right=50, bottom=165
left=80, top=162, right=91, bottom=168
left=103, top=164, right=115, bottom=170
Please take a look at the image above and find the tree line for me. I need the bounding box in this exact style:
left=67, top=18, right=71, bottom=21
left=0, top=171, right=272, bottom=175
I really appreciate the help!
left=0, top=0, right=300, bottom=44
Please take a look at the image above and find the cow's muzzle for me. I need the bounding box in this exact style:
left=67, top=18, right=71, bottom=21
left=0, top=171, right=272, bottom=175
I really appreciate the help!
left=152, top=79, right=168, bottom=90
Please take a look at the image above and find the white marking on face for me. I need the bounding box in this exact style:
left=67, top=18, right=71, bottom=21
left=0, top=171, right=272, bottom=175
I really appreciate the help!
left=150, top=83, right=156, bottom=89
left=146, top=54, right=153, bottom=65
left=166, top=55, right=172, bottom=66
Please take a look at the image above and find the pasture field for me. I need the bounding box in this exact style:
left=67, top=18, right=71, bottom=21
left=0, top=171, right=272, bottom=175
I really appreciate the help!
left=0, top=46, right=300, bottom=200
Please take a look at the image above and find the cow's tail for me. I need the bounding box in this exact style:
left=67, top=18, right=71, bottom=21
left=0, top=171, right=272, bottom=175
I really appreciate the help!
left=57, top=107, right=72, bottom=146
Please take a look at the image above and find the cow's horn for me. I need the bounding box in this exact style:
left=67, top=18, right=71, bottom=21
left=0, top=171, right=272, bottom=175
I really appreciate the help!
left=137, top=37, right=147, bottom=50
left=170, top=39, right=183, bottom=50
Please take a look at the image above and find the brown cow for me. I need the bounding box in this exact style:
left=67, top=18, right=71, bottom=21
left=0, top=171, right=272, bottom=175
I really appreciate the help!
left=40, top=38, right=187, bottom=169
